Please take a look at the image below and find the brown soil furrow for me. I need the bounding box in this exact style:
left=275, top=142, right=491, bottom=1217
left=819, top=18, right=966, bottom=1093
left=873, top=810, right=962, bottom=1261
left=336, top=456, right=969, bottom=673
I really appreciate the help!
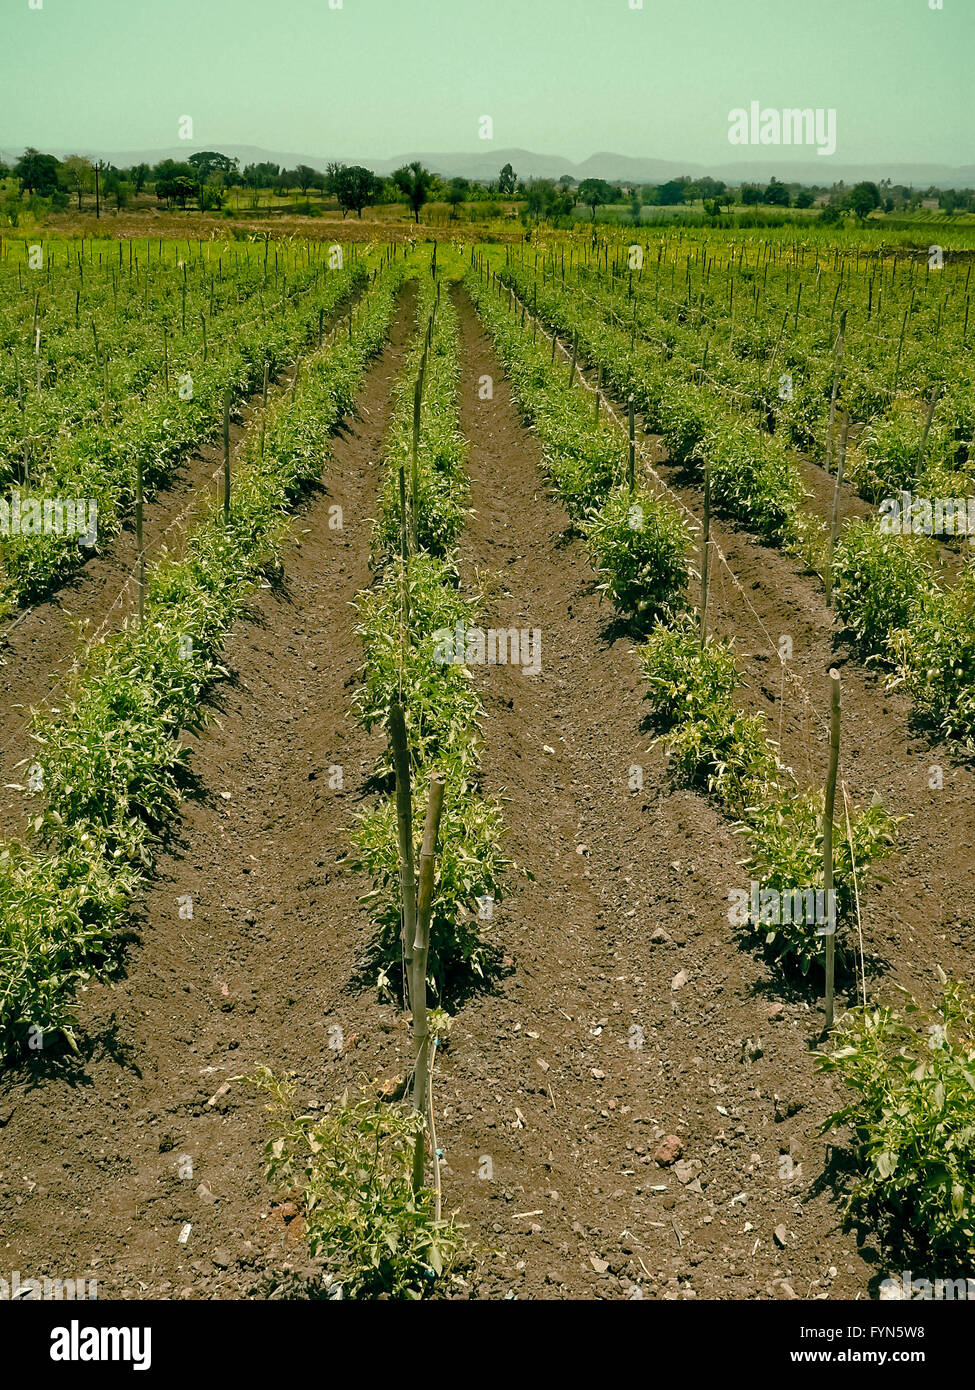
left=424, top=288, right=873, bottom=1300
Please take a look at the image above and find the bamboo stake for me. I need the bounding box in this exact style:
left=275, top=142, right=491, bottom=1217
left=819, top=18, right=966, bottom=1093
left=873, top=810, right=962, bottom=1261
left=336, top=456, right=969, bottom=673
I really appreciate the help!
left=627, top=396, right=635, bottom=491
left=411, top=773, right=446, bottom=1195
left=411, top=377, right=422, bottom=551
left=135, top=454, right=145, bottom=627
left=222, top=391, right=231, bottom=524
left=389, top=702, right=418, bottom=1011
left=917, top=382, right=942, bottom=471
left=826, top=414, right=849, bottom=606
left=700, top=465, right=711, bottom=647
left=823, top=670, right=841, bottom=1030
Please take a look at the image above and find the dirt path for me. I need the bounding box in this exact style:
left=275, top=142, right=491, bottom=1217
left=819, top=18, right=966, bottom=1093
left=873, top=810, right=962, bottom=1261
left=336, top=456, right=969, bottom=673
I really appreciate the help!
left=0, top=288, right=416, bottom=1299
left=407, top=289, right=875, bottom=1300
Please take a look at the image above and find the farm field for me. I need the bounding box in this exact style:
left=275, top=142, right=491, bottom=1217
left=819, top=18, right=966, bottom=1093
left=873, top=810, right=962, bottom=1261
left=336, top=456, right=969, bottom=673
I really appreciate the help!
left=1, top=227, right=974, bottom=1307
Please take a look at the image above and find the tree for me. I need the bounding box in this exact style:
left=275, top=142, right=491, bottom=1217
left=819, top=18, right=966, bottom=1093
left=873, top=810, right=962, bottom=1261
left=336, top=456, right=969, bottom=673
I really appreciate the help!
left=102, top=171, right=131, bottom=212
left=392, top=162, right=435, bottom=223
left=687, top=176, right=727, bottom=202
left=657, top=178, right=689, bottom=206
left=334, top=164, right=379, bottom=218
left=764, top=177, right=790, bottom=207
left=740, top=183, right=763, bottom=206
left=14, top=148, right=61, bottom=197
left=794, top=188, right=815, bottom=209
left=128, top=162, right=151, bottom=195
left=578, top=177, right=614, bottom=219
left=819, top=203, right=842, bottom=226
left=61, top=154, right=94, bottom=210
left=187, top=151, right=237, bottom=182
left=446, top=176, right=470, bottom=218
left=243, top=161, right=279, bottom=190
left=293, top=164, right=318, bottom=196
left=498, top=162, right=517, bottom=196
left=629, top=188, right=642, bottom=224
left=848, top=181, right=880, bottom=220
left=153, top=159, right=197, bottom=209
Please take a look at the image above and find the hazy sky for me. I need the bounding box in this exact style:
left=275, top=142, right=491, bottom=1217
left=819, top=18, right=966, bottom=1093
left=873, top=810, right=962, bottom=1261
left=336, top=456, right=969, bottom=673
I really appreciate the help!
left=0, top=0, right=970, bottom=166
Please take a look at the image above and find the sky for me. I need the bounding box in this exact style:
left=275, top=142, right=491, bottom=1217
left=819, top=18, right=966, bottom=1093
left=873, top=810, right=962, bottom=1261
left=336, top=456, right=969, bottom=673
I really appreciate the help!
left=0, top=0, right=970, bottom=168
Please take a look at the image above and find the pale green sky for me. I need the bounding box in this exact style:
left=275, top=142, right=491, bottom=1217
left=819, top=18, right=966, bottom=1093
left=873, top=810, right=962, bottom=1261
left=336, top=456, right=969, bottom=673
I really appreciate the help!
left=0, top=0, right=970, bottom=167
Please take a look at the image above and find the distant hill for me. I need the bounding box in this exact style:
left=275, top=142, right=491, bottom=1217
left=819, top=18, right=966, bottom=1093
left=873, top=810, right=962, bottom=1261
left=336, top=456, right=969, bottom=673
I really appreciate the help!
left=11, top=142, right=973, bottom=189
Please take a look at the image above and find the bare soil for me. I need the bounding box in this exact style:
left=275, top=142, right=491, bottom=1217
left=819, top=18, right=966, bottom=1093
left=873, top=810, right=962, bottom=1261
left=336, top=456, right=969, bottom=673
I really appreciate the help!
left=0, top=282, right=971, bottom=1302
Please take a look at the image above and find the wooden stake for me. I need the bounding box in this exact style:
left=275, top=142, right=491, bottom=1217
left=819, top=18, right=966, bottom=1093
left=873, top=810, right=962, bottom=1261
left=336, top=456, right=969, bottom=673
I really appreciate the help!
left=825, top=311, right=846, bottom=474
left=917, top=382, right=942, bottom=471
left=627, top=396, right=635, bottom=491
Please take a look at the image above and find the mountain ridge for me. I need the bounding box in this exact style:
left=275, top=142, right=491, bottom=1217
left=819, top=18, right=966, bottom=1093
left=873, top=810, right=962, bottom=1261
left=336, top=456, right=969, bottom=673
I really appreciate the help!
left=6, top=142, right=972, bottom=188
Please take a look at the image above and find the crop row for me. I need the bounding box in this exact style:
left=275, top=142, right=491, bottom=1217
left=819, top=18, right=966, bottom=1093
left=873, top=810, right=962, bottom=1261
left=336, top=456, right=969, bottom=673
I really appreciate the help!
left=0, top=259, right=410, bottom=1055
left=495, top=257, right=975, bottom=754
left=470, top=259, right=975, bottom=1264
left=349, top=267, right=505, bottom=1002
left=0, top=249, right=370, bottom=612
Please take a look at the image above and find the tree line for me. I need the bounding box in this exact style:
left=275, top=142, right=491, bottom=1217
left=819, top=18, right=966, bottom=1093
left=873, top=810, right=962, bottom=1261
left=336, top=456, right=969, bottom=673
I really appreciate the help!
left=2, top=148, right=972, bottom=226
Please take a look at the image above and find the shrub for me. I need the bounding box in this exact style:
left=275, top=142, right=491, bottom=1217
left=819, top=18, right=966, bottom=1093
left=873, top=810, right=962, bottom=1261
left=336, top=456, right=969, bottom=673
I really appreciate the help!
left=831, top=518, right=935, bottom=659
left=889, top=558, right=975, bottom=751
left=640, top=617, right=781, bottom=815
left=817, top=978, right=975, bottom=1262
left=582, top=484, right=691, bottom=628
left=250, top=1069, right=463, bottom=1299
left=740, top=788, right=899, bottom=974
left=352, top=555, right=483, bottom=778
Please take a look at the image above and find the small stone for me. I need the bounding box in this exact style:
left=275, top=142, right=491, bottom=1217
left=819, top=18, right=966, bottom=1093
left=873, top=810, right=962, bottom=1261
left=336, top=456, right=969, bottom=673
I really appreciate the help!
left=773, top=1225, right=790, bottom=1249
left=212, top=1247, right=232, bottom=1269
left=653, top=1135, right=683, bottom=1165
left=650, top=928, right=671, bottom=944
left=671, top=970, right=689, bottom=991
